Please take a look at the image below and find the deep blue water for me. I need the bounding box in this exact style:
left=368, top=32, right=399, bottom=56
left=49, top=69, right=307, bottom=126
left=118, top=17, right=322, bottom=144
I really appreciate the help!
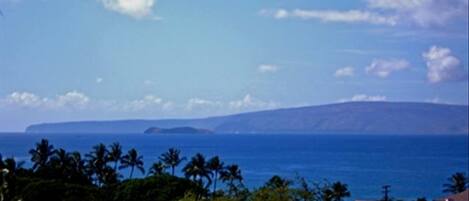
left=0, top=133, right=467, bottom=200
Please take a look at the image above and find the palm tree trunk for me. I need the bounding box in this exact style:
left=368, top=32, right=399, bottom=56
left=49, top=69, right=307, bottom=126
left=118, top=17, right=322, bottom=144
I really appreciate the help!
left=171, top=166, right=175, bottom=176
left=114, top=161, right=118, bottom=171
left=130, top=166, right=134, bottom=179
left=213, top=171, right=218, bottom=193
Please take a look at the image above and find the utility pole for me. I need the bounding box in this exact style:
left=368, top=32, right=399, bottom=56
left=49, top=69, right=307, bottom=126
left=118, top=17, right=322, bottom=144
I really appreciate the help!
left=382, top=185, right=391, bottom=201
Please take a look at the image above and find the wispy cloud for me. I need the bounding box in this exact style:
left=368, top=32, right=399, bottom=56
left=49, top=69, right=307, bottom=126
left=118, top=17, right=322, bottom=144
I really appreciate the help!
left=339, top=94, right=387, bottom=102
left=334, top=67, right=355, bottom=78
left=367, top=0, right=468, bottom=27
left=337, top=49, right=377, bottom=55
left=260, top=9, right=397, bottom=25
left=258, top=64, right=279, bottom=73
left=260, top=0, right=468, bottom=27
left=186, top=98, right=223, bottom=111
left=422, top=46, right=468, bottom=83
left=366, top=58, right=409, bottom=78
left=228, top=94, right=278, bottom=111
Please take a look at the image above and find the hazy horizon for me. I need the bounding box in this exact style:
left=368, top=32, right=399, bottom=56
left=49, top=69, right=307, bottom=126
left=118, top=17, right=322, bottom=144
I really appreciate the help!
left=1, top=0, right=468, bottom=131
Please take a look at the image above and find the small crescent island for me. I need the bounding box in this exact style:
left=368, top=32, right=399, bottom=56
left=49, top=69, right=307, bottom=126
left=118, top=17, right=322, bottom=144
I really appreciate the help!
left=144, top=126, right=214, bottom=134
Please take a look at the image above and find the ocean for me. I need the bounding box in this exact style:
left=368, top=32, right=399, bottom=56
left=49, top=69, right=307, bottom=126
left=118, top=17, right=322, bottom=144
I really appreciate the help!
left=0, top=133, right=467, bottom=200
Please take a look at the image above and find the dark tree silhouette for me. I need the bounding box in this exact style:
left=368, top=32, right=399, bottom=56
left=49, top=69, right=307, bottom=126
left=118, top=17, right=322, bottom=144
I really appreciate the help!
left=29, top=139, right=55, bottom=170
left=108, top=142, right=123, bottom=171
left=183, top=153, right=212, bottom=188
left=330, top=182, right=351, bottom=201
left=265, top=175, right=291, bottom=189
left=160, top=148, right=186, bottom=176
left=220, top=164, right=243, bottom=196
left=1, top=157, right=24, bottom=201
left=148, top=161, right=166, bottom=176
left=85, top=143, right=109, bottom=185
left=416, top=197, right=427, bottom=201
left=68, top=151, right=90, bottom=184
left=50, top=148, right=72, bottom=178
left=120, top=148, right=145, bottom=179
left=2, top=158, right=24, bottom=176
left=207, top=156, right=224, bottom=193
left=443, top=172, right=468, bottom=194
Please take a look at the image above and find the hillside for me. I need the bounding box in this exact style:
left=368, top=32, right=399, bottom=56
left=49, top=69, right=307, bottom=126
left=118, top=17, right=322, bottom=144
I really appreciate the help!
left=25, top=102, right=469, bottom=135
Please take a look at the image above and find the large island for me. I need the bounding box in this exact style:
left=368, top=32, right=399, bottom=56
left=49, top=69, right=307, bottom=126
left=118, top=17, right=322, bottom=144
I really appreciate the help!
left=25, top=102, right=469, bottom=135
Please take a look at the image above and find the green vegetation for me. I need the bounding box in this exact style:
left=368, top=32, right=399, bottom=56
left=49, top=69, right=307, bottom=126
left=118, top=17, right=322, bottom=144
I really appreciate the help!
left=0, top=139, right=467, bottom=201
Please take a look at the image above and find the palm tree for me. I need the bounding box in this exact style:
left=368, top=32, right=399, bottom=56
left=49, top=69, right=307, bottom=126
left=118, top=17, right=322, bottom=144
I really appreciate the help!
left=207, top=156, right=224, bottom=193
left=0, top=154, right=5, bottom=201
left=69, top=152, right=85, bottom=173
left=1, top=158, right=23, bottom=201
left=2, top=158, right=24, bottom=176
left=120, top=148, right=145, bottom=179
left=108, top=142, right=123, bottom=171
left=85, top=143, right=109, bottom=185
left=148, top=161, right=166, bottom=176
left=28, top=139, right=54, bottom=170
left=265, top=175, right=291, bottom=189
left=160, top=148, right=186, bottom=176
left=330, top=182, right=351, bottom=201
left=183, top=153, right=212, bottom=188
left=0, top=154, right=4, bottom=171
left=443, top=172, right=468, bottom=194
left=101, top=166, right=119, bottom=185
left=68, top=151, right=90, bottom=184
left=220, top=164, right=243, bottom=196
left=50, top=148, right=72, bottom=177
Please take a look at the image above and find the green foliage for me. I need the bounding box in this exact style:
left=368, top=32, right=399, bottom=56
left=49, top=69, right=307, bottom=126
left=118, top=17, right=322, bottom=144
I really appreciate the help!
left=16, top=178, right=103, bottom=201
left=112, top=174, right=201, bottom=201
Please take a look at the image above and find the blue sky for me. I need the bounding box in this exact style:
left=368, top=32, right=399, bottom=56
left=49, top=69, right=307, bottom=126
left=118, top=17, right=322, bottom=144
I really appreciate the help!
left=0, top=0, right=468, bottom=131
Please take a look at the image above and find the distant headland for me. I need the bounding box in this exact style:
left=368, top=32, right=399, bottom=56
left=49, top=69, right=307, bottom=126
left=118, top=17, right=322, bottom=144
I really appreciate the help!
left=25, top=102, right=469, bottom=135
left=144, top=127, right=214, bottom=134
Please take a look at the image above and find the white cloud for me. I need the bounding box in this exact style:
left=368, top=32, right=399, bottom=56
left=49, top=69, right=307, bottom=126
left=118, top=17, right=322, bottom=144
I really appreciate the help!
left=54, top=91, right=90, bottom=109
left=96, top=77, right=103, bottom=84
left=334, top=67, right=355, bottom=77
left=367, top=0, right=468, bottom=27
left=0, top=91, right=90, bottom=109
left=340, top=94, right=387, bottom=102
left=3, top=92, right=44, bottom=108
left=261, top=9, right=397, bottom=25
left=229, top=94, right=278, bottom=110
left=123, top=95, right=165, bottom=111
left=258, top=64, right=279, bottom=73
left=422, top=46, right=467, bottom=83
left=261, top=0, right=467, bottom=27
left=98, top=0, right=157, bottom=19
left=366, top=58, right=409, bottom=78
left=186, top=98, right=222, bottom=111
